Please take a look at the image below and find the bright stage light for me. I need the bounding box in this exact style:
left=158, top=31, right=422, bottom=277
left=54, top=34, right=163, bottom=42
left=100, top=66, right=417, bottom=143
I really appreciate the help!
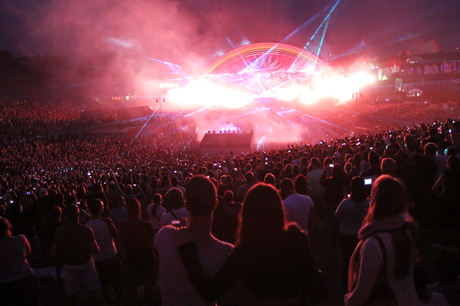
left=298, top=87, right=319, bottom=105
left=275, top=87, right=298, bottom=102
left=304, top=71, right=374, bottom=102
left=163, top=69, right=374, bottom=110
left=166, top=80, right=253, bottom=110
left=274, top=85, right=319, bottom=105
left=367, top=75, right=375, bottom=84
left=159, top=82, right=178, bottom=89
left=153, top=40, right=379, bottom=111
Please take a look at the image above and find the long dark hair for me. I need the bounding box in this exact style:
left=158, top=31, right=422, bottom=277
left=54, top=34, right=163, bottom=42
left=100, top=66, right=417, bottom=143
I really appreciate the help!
left=150, top=193, right=162, bottom=220
left=364, top=175, right=413, bottom=279
left=365, top=175, right=406, bottom=223
left=236, top=183, right=287, bottom=248
left=350, top=177, right=367, bottom=203
left=331, top=163, right=345, bottom=180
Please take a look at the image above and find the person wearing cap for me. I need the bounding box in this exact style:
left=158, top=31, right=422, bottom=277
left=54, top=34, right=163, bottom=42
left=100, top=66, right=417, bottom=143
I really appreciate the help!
left=51, top=205, right=100, bottom=305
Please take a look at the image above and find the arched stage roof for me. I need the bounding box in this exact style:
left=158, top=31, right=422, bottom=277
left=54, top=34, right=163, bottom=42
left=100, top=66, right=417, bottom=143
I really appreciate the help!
left=203, top=42, right=326, bottom=75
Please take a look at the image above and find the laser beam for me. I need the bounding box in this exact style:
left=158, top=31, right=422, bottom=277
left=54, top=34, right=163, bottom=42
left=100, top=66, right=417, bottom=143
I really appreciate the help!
left=133, top=105, right=160, bottom=141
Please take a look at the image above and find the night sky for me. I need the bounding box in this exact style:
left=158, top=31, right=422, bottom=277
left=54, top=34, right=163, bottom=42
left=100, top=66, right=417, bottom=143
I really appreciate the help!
left=1, top=0, right=459, bottom=70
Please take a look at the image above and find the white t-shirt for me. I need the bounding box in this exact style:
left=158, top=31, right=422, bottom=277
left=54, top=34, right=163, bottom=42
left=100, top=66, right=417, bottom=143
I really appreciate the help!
left=283, top=193, right=314, bottom=233
left=159, top=207, right=190, bottom=228
left=146, top=204, right=166, bottom=231
left=86, top=218, right=117, bottom=262
left=154, top=226, right=233, bottom=306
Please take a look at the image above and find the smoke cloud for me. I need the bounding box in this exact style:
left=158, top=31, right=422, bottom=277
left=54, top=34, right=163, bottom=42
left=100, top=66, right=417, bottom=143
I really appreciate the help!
left=11, top=0, right=309, bottom=76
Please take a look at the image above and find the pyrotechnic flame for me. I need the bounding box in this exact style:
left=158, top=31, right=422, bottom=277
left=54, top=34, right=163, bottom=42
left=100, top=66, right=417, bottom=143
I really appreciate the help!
left=166, top=80, right=253, bottom=110
left=158, top=68, right=375, bottom=111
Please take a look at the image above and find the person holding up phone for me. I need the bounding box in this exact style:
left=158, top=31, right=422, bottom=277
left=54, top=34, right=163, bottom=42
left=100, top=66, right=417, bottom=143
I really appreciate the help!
left=320, top=162, right=346, bottom=246
left=359, top=151, right=382, bottom=196
left=159, top=188, right=189, bottom=229
left=335, top=177, right=370, bottom=289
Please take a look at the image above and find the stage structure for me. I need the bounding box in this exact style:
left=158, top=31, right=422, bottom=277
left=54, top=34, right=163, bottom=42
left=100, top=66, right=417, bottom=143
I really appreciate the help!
left=201, top=42, right=328, bottom=96
left=200, top=132, right=254, bottom=157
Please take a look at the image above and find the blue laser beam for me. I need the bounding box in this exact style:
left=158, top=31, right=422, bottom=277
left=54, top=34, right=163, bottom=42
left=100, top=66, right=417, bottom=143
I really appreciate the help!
left=314, top=17, right=330, bottom=69
left=231, top=107, right=271, bottom=119
left=147, top=58, right=187, bottom=75
left=293, top=109, right=350, bottom=131
left=275, top=111, right=295, bottom=126
left=303, top=0, right=340, bottom=50
left=329, top=33, right=423, bottom=61
left=238, top=43, right=280, bottom=75
left=283, top=5, right=330, bottom=42
left=184, top=107, right=209, bottom=117
left=183, top=132, right=197, bottom=151
left=227, top=37, right=267, bottom=92
left=289, top=0, right=340, bottom=71
left=257, top=135, right=266, bottom=151
left=227, top=37, right=252, bottom=68
left=133, top=105, right=160, bottom=141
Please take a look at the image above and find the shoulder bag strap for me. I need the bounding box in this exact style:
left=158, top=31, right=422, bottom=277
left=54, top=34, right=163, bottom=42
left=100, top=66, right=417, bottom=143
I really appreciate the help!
left=372, top=235, right=387, bottom=276
left=369, top=234, right=398, bottom=301
left=353, top=200, right=365, bottom=214
left=170, top=210, right=178, bottom=219
left=152, top=207, right=161, bottom=221
left=371, top=222, right=408, bottom=276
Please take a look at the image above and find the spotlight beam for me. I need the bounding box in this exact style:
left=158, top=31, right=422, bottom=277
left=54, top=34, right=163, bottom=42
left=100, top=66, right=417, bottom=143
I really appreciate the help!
left=231, top=107, right=271, bottom=119
left=238, top=43, right=280, bottom=75
left=293, top=110, right=350, bottom=131
left=289, top=0, right=340, bottom=71
left=184, top=107, right=209, bottom=117
left=147, top=57, right=187, bottom=76
left=227, top=37, right=252, bottom=68
left=254, top=107, right=273, bottom=119
left=275, top=111, right=295, bottom=126
left=329, top=33, right=423, bottom=60
left=314, top=18, right=330, bottom=69
left=227, top=37, right=268, bottom=92
left=61, top=115, right=153, bottom=135
left=303, top=0, right=340, bottom=50
left=283, top=5, right=330, bottom=41
left=133, top=105, right=160, bottom=141
left=257, top=135, right=266, bottom=151
left=183, top=132, right=197, bottom=151
left=257, top=79, right=292, bottom=98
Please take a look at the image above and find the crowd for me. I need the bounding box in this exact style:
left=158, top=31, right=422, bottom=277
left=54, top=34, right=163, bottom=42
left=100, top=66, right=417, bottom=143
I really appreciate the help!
left=0, top=95, right=460, bottom=305
left=0, top=96, right=155, bottom=144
